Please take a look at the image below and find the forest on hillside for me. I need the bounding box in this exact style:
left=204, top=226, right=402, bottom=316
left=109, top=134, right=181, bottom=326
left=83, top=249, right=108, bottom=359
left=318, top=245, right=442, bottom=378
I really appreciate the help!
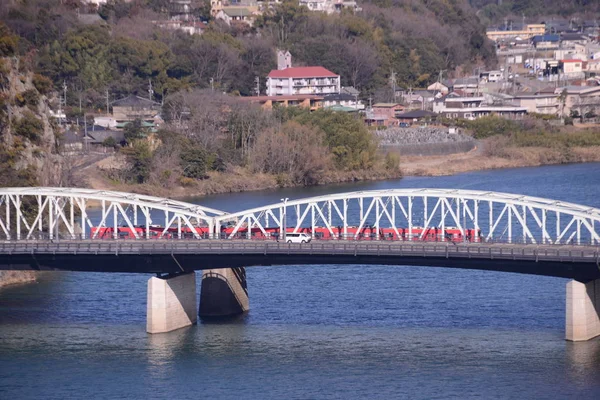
left=0, top=0, right=496, bottom=108
left=470, top=0, right=600, bottom=24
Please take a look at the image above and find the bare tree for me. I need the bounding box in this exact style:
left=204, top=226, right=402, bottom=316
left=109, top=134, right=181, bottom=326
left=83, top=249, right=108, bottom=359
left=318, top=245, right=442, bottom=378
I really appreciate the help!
left=344, top=39, right=379, bottom=89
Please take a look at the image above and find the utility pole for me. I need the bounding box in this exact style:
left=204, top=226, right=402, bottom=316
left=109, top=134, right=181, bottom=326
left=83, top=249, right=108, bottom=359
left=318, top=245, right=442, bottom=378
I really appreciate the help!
left=148, top=79, right=154, bottom=101
left=61, top=81, right=67, bottom=127
left=106, top=89, right=109, bottom=115
left=84, top=113, right=88, bottom=154
left=255, top=76, right=260, bottom=96
left=210, top=77, right=214, bottom=92
left=63, top=80, right=67, bottom=108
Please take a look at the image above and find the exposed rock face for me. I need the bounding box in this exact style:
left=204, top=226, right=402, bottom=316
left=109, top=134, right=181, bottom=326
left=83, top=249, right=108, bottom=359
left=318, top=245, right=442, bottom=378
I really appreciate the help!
left=0, top=57, right=63, bottom=186
left=1, top=57, right=63, bottom=286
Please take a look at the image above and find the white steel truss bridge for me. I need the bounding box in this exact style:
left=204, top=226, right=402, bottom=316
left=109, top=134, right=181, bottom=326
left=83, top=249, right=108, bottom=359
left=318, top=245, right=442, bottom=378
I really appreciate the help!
left=215, top=188, right=600, bottom=246
left=3, top=187, right=600, bottom=341
left=0, top=187, right=599, bottom=246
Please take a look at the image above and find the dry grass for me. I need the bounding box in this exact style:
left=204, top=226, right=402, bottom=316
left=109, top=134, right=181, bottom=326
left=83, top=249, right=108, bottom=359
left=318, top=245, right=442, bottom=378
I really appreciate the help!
left=400, top=144, right=600, bottom=177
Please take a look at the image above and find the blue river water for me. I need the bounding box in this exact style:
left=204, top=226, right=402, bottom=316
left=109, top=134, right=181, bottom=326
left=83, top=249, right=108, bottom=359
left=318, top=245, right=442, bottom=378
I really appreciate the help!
left=1, top=163, right=600, bottom=399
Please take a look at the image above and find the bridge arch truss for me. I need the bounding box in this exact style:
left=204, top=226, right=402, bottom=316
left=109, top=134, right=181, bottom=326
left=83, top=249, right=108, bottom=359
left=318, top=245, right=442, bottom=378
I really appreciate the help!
left=215, top=189, right=600, bottom=245
left=0, top=187, right=225, bottom=240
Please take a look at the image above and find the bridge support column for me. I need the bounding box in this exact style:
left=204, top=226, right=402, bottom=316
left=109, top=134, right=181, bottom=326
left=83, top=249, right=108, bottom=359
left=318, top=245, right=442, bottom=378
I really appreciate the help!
left=566, top=279, right=600, bottom=341
left=199, top=267, right=249, bottom=318
left=147, top=272, right=197, bottom=334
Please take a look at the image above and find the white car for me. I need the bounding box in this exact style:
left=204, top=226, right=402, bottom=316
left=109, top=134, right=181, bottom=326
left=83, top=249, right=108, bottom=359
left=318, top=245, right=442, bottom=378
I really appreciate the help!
left=284, top=232, right=312, bottom=244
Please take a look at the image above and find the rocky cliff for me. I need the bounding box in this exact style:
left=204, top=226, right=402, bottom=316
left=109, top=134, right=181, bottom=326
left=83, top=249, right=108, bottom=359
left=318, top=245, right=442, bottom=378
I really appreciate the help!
left=1, top=55, right=63, bottom=286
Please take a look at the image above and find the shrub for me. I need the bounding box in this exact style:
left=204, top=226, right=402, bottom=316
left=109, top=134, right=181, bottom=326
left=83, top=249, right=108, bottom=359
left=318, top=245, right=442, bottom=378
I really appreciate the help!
left=12, top=111, right=43, bottom=144
left=102, top=136, right=117, bottom=148
left=384, top=152, right=400, bottom=172
left=32, top=74, right=53, bottom=95
left=19, top=89, right=40, bottom=108
left=0, top=23, right=18, bottom=57
left=180, top=146, right=209, bottom=179
left=465, top=115, right=520, bottom=139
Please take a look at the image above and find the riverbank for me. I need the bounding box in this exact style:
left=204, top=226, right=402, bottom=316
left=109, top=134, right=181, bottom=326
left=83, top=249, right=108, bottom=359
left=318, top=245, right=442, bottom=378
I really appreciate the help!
left=399, top=144, right=600, bottom=177
left=84, top=159, right=402, bottom=198
left=0, top=271, right=37, bottom=289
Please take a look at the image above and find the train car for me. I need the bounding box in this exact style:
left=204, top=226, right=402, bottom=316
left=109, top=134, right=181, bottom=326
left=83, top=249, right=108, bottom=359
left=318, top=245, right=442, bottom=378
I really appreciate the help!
left=272, top=226, right=482, bottom=242
left=91, top=224, right=482, bottom=242
left=90, top=226, right=172, bottom=239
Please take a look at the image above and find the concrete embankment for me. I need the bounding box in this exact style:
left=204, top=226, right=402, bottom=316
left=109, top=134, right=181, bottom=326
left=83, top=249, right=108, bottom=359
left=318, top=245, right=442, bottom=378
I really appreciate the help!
left=0, top=271, right=37, bottom=289
left=376, top=127, right=475, bottom=156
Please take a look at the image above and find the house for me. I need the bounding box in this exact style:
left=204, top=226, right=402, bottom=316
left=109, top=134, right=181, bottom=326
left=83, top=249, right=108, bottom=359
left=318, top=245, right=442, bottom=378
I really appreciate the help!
left=395, top=110, right=437, bottom=124
left=433, top=95, right=527, bottom=120
left=323, top=93, right=364, bottom=110
left=266, top=66, right=341, bottom=96
left=560, top=33, right=588, bottom=46
left=85, top=127, right=125, bottom=145
left=364, top=103, right=405, bottom=127
left=561, top=59, right=584, bottom=74
left=512, top=93, right=559, bottom=115
left=341, top=86, right=360, bottom=97
left=277, top=50, right=292, bottom=70
left=111, top=95, right=161, bottom=127
left=532, top=34, right=560, bottom=49
left=557, top=86, right=600, bottom=117
left=449, top=77, right=482, bottom=95
left=169, top=0, right=192, bottom=21
left=153, top=20, right=205, bottom=35
left=60, top=125, right=125, bottom=152
left=480, top=70, right=503, bottom=83
left=242, top=95, right=323, bottom=110
left=61, top=129, right=84, bottom=153
left=427, top=82, right=449, bottom=94
left=215, top=7, right=256, bottom=26
left=398, top=90, right=439, bottom=110
left=299, top=0, right=361, bottom=14
left=372, top=103, right=404, bottom=119
left=363, top=112, right=387, bottom=127
left=486, top=24, right=545, bottom=41
left=554, top=45, right=586, bottom=62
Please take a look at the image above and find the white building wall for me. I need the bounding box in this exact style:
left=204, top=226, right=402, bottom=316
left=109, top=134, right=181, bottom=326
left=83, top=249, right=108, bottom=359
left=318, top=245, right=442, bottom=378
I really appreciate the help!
left=266, top=76, right=340, bottom=96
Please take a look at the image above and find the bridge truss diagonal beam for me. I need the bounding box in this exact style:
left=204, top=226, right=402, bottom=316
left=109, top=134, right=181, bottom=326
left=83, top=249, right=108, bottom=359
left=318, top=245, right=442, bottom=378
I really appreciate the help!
left=0, top=187, right=225, bottom=240
left=215, top=188, right=600, bottom=245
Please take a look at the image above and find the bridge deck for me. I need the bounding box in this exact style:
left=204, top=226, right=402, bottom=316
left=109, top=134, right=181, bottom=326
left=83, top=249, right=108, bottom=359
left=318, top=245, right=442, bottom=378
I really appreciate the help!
left=1, top=240, right=599, bottom=281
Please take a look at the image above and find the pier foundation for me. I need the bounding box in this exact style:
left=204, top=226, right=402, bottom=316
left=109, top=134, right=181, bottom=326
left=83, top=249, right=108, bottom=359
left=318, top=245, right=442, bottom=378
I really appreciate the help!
left=566, top=279, right=600, bottom=341
left=147, top=272, right=197, bottom=334
left=199, top=267, right=249, bottom=318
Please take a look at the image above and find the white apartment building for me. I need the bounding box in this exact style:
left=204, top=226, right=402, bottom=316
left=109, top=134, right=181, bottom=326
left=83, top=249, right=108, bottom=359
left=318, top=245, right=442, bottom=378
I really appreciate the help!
left=266, top=67, right=341, bottom=96
left=299, top=0, right=361, bottom=14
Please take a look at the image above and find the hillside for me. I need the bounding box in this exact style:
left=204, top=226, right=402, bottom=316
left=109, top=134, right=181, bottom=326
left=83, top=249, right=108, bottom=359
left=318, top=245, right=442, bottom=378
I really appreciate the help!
left=0, top=0, right=496, bottom=105
left=470, top=0, right=600, bottom=24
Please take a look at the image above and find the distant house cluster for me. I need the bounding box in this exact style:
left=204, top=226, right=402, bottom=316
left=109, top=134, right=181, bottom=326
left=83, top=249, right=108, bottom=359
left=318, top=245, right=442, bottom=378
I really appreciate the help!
left=58, top=95, right=163, bottom=154
left=478, top=19, right=600, bottom=119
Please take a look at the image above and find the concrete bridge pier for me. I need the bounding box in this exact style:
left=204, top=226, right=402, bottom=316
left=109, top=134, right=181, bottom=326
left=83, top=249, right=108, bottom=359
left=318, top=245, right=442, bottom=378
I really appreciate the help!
left=566, top=279, right=600, bottom=341
left=147, top=272, right=197, bottom=334
left=199, top=268, right=249, bottom=318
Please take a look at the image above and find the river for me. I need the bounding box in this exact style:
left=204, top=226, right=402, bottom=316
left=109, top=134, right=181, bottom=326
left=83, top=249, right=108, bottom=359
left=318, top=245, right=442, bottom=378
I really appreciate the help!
left=1, top=163, right=600, bottom=399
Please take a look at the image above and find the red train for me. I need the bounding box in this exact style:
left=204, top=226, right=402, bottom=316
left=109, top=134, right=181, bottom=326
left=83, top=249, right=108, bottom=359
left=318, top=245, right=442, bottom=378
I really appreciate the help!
left=90, top=225, right=481, bottom=242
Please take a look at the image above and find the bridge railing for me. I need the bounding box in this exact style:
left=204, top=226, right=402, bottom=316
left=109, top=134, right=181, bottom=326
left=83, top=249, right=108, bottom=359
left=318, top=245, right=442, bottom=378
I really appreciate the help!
left=4, top=232, right=596, bottom=247
left=1, top=240, right=599, bottom=265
